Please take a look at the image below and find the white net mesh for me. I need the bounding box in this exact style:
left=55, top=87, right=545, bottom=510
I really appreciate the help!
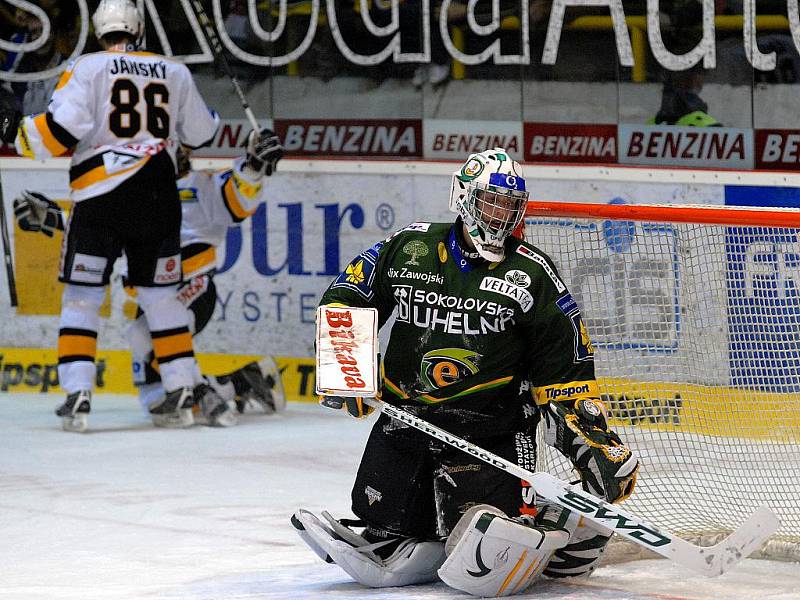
left=525, top=211, right=800, bottom=561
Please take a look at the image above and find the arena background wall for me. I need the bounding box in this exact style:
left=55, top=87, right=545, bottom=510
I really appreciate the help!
left=1, top=155, right=799, bottom=402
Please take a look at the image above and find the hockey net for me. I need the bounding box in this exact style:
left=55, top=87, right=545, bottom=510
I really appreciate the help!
left=525, top=201, right=800, bottom=563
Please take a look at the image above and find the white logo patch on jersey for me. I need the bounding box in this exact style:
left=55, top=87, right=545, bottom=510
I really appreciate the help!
left=480, top=277, right=534, bottom=313
left=515, top=245, right=565, bottom=293
left=70, top=253, right=107, bottom=284
left=394, top=285, right=413, bottom=321
left=154, top=255, right=181, bottom=284
left=102, top=151, right=142, bottom=175
left=386, top=222, right=432, bottom=242
left=505, top=269, right=531, bottom=288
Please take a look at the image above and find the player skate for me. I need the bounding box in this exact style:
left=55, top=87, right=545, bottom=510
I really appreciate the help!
left=55, top=390, right=91, bottom=433
left=214, top=359, right=285, bottom=414
left=194, top=380, right=237, bottom=427
left=148, top=387, right=194, bottom=428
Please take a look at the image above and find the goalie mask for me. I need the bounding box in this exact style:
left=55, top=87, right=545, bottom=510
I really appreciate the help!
left=449, top=148, right=528, bottom=262
left=92, top=0, right=144, bottom=44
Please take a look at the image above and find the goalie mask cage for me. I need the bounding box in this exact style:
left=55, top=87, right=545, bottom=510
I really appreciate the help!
left=524, top=201, right=800, bottom=563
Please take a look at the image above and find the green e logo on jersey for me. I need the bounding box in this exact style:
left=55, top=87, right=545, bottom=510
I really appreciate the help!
left=420, top=348, right=482, bottom=390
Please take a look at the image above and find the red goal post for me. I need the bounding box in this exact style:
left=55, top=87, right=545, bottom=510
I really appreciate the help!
left=522, top=200, right=800, bottom=563
left=525, top=200, right=800, bottom=228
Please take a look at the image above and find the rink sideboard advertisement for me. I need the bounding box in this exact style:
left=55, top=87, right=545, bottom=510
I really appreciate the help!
left=191, top=118, right=800, bottom=171
left=2, top=158, right=800, bottom=411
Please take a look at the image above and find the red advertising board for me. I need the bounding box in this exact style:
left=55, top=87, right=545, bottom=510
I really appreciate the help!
left=524, top=123, right=617, bottom=163
left=274, top=119, right=423, bottom=157
left=755, top=130, right=800, bottom=170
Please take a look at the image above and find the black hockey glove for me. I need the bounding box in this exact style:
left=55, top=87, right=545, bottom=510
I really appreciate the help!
left=244, top=128, right=284, bottom=177
left=0, top=106, right=21, bottom=145
left=543, top=398, right=639, bottom=504
left=13, top=190, right=64, bottom=237
left=319, top=395, right=374, bottom=419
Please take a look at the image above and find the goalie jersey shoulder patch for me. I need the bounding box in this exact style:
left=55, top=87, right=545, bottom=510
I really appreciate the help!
left=332, top=242, right=384, bottom=301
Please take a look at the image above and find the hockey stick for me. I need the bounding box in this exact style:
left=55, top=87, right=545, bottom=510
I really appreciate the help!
left=187, top=0, right=260, bottom=132
left=0, top=184, right=17, bottom=307
left=363, top=398, right=780, bottom=577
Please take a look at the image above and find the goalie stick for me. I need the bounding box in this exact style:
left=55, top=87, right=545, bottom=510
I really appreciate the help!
left=362, top=397, right=780, bottom=577
left=187, top=0, right=260, bottom=132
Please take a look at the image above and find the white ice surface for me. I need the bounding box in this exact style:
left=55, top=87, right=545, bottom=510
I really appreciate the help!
left=1, top=394, right=798, bottom=600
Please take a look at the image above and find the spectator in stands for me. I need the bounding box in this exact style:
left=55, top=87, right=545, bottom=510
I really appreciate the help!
left=649, top=65, right=722, bottom=127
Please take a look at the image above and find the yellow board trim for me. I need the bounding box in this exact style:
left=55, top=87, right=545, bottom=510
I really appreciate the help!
left=0, top=348, right=319, bottom=404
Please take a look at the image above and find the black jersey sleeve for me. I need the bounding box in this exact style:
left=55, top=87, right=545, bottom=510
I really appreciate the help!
left=515, top=243, right=600, bottom=408
left=319, top=237, right=397, bottom=328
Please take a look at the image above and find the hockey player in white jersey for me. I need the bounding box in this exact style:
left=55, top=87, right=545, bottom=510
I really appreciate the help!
left=0, top=0, right=219, bottom=431
left=13, top=133, right=286, bottom=426
left=129, top=134, right=286, bottom=423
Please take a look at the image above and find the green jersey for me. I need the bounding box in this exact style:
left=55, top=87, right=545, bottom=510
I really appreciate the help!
left=320, top=221, right=600, bottom=437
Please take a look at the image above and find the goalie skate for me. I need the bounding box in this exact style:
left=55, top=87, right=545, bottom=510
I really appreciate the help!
left=55, top=390, right=91, bottom=433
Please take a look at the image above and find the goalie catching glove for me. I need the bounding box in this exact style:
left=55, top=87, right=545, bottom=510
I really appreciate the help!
left=543, top=398, right=639, bottom=503
left=244, top=128, right=284, bottom=177
left=13, top=191, right=64, bottom=237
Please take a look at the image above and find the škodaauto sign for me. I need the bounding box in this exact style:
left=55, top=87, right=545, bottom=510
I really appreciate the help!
left=0, top=1, right=788, bottom=83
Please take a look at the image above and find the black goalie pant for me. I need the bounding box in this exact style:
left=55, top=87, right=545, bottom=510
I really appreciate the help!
left=351, top=413, right=538, bottom=540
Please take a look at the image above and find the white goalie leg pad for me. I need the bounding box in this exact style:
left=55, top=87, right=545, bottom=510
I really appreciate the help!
left=438, top=505, right=574, bottom=597
left=291, top=509, right=445, bottom=588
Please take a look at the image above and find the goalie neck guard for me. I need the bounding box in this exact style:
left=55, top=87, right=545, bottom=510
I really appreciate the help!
left=448, top=147, right=529, bottom=262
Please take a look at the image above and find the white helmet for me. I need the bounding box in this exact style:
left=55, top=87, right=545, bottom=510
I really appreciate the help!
left=449, top=147, right=529, bottom=262
left=92, top=0, right=144, bottom=42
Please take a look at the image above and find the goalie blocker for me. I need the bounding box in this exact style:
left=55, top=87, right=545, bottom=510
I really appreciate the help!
left=315, top=305, right=379, bottom=417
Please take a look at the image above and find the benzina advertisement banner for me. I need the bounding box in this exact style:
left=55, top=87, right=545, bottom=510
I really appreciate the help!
left=618, top=124, right=754, bottom=169
left=274, top=119, right=423, bottom=157
left=423, top=120, right=523, bottom=161
left=166, top=118, right=800, bottom=172
left=523, top=123, right=617, bottom=164
left=754, top=129, right=800, bottom=170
